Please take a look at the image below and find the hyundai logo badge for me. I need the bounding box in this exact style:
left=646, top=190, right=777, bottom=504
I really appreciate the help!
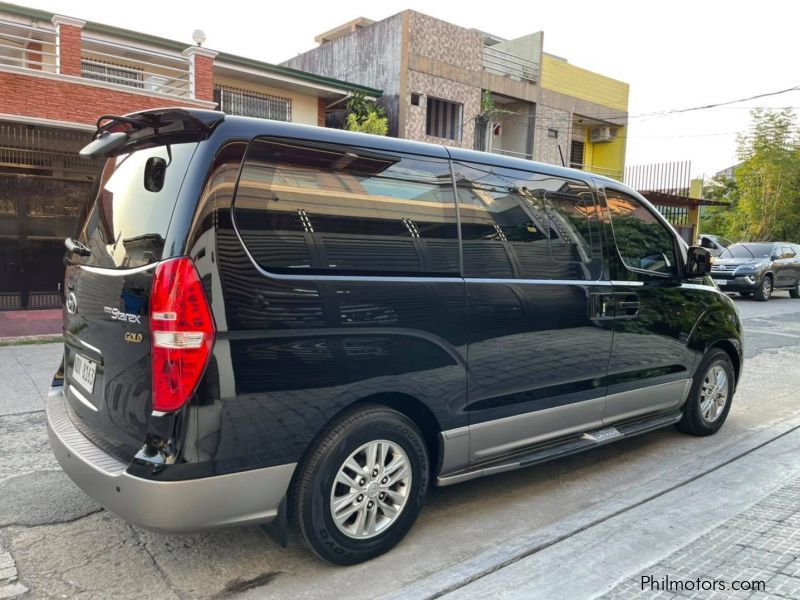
left=66, top=292, right=77, bottom=315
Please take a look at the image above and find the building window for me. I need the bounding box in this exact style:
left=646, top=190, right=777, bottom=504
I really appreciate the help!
left=411, top=93, right=421, bottom=106
left=426, top=97, right=462, bottom=141
left=214, top=86, right=292, bottom=122
left=570, top=140, right=585, bottom=169
left=547, top=128, right=559, bottom=139
left=81, top=59, right=143, bottom=88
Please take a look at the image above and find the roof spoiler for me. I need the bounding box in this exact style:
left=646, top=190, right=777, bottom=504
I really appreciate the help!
left=79, top=107, right=225, bottom=159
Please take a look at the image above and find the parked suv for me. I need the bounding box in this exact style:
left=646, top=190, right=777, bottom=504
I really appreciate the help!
left=48, top=108, right=743, bottom=565
left=711, top=242, right=800, bottom=301
left=698, top=234, right=734, bottom=257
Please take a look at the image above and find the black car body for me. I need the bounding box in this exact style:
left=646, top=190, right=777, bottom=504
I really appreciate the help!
left=711, top=242, right=800, bottom=301
left=47, top=108, right=743, bottom=564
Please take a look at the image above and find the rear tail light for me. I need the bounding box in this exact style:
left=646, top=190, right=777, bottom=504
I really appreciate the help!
left=150, top=257, right=215, bottom=412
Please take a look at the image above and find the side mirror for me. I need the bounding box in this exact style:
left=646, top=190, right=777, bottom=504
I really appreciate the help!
left=771, top=254, right=780, bottom=261
left=686, top=246, right=712, bottom=278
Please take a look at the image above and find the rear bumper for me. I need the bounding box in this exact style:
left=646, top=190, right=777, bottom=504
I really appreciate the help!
left=46, top=387, right=296, bottom=533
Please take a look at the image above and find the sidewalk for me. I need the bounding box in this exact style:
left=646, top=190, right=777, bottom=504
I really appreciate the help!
left=0, top=310, right=61, bottom=340
left=604, top=478, right=800, bottom=599
left=0, top=343, right=62, bottom=415
left=435, top=422, right=800, bottom=600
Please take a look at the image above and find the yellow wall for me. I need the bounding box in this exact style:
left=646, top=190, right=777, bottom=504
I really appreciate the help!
left=540, top=55, right=629, bottom=112
left=582, top=127, right=627, bottom=180
left=542, top=55, right=628, bottom=180
left=213, top=76, right=320, bottom=126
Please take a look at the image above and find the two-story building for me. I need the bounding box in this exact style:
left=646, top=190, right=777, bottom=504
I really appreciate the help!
left=0, top=2, right=380, bottom=310
left=283, top=11, right=628, bottom=180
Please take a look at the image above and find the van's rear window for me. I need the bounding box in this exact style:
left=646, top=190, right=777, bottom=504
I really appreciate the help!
left=74, top=143, right=197, bottom=269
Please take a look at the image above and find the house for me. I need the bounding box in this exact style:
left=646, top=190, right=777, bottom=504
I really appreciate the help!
left=283, top=10, right=628, bottom=179
left=0, top=1, right=380, bottom=310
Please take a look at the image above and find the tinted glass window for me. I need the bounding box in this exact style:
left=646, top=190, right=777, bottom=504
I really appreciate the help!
left=76, top=143, right=197, bottom=269
left=605, top=189, right=677, bottom=276
left=452, top=161, right=602, bottom=280
left=781, top=246, right=795, bottom=259
left=234, top=138, right=459, bottom=275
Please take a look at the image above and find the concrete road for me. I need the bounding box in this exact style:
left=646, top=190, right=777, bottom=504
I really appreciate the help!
left=1, top=294, right=799, bottom=599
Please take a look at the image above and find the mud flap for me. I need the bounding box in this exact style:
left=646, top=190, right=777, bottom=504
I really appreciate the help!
left=261, top=497, right=288, bottom=547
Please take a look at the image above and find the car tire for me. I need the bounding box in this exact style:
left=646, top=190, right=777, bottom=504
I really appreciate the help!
left=754, top=275, right=772, bottom=302
left=676, top=348, right=735, bottom=437
left=738, top=291, right=753, bottom=297
left=790, top=279, right=800, bottom=299
left=290, top=405, right=429, bottom=565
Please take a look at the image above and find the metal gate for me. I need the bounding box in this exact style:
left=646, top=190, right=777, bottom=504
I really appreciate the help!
left=0, top=175, right=91, bottom=310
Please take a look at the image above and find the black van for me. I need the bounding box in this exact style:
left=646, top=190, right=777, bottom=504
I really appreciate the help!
left=48, top=108, right=743, bottom=565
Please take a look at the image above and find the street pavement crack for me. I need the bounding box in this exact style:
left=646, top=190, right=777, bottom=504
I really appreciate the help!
left=127, top=523, right=182, bottom=599
left=0, top=507, right=104, bottom=529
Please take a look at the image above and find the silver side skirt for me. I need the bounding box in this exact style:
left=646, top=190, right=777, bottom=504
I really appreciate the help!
left=436, top=409, right=682, bottom=487
left=437, top=378, right=692, bottom=486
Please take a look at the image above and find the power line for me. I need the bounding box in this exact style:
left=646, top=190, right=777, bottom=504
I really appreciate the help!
left=641, top=84, right=800, bottom=118
left=482, top=85, right=800, bottom=125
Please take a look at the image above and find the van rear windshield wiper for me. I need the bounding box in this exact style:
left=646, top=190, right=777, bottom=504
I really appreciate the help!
left=65, top=237, right=91, bottom=257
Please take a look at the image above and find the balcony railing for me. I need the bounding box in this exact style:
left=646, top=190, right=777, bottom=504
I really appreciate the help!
left=482, top=46, right=538, bottom=84
left=492, top=147, right=531, bottom=160
left=0, top=18, right=58, bottom=73
left=80, top=36, right=191, bottom=97
left=571, top=162, right=623, bottom=180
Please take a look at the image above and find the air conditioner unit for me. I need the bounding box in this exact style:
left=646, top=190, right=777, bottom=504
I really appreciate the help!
left=589, top=126, right=616, bottom=143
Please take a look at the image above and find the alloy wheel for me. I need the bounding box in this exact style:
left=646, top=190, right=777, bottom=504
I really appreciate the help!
left=762, top=277, right=772, bottom=299
left=330, top=440, right=412, bottom=539
left=699, top=364, right=729, bottom=423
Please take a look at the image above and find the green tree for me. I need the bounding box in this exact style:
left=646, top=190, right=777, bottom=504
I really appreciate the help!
left=343, top=91, right=388, bottom=136
left=700, top=174, right=739, bottom=239
left=477, top=91, right=515, bottom=152
left=732, top=108, right=800, bottom=241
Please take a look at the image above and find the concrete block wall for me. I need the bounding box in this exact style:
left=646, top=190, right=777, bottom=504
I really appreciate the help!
left=405, top=70, right=480, bottom=148
left=407, top=12, right=482, bottom=71
left=532, top=104, right=570, bottom=167
left=404, top=11, right=483, bottom=148
left=282, top=13, right=405, bottom=135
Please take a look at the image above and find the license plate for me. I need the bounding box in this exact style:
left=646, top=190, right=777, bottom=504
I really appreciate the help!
left=713, top=279, right=727, bottom=286
left=72, top=353, right=97, bottom=394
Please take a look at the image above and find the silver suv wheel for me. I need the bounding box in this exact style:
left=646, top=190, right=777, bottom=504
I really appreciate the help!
left=700, top=364, right=729, bottom=423
left=330, top=439, right=412, bottom=539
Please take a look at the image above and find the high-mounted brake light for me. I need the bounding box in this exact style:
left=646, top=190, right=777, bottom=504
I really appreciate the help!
left=150, top=258, right=215, bottom=412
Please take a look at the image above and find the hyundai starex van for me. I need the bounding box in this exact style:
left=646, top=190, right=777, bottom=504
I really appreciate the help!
left=48, top=108, right=743, bottom=565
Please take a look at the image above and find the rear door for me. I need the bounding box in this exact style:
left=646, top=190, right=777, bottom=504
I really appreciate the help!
left=63, top=142, right=198, bottom=459
left=451, top=159, right=613, bottom=464
left=776, top=246, right=796, bottom=287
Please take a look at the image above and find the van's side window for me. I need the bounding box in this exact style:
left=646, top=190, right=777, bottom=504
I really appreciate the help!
left=452, top=161, right=602, bottom=280
left=233, top=138, right=459, bottom=275
left=604, top=189, right=678, bottom=276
